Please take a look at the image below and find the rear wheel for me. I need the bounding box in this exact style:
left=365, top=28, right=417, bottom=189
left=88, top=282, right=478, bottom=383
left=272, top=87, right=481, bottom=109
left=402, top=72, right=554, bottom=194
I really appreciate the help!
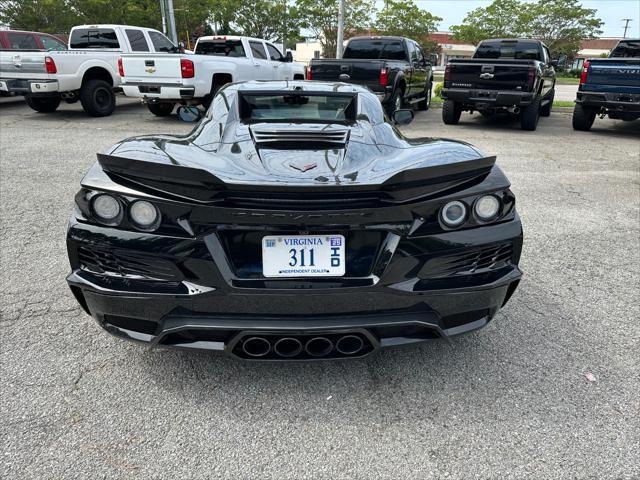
left=25, top=95, right=61, bottom=113
left=416, top=81, right=432, bottom=111
left=147, top=102, right=175, bottom=117
left=442, top=100, right=462, bottom=125
left=520, top=96, right=541, bottom=131
left=540, top=88, right=554, bottom=117
left=572, top=103, right=596, bottom=131
left=385, top=88, right=402, bottom=117
left=80, top=79, right=115, bottom=117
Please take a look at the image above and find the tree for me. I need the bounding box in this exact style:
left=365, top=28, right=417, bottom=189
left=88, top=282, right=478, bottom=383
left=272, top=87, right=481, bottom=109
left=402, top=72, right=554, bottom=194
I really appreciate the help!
left=233, top=0, right=302, bottom=46
left=376, top=0, right=441, bottom=54
left=295, top=0, right=376, bottom=57
left=450, top=0, right=603, bottom=57
left=0, top=0, right=81, bottom=33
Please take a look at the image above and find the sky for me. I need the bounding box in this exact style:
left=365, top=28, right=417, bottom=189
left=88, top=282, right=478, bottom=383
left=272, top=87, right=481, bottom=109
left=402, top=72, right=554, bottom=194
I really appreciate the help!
left=392, top=0, right=640, bottom=38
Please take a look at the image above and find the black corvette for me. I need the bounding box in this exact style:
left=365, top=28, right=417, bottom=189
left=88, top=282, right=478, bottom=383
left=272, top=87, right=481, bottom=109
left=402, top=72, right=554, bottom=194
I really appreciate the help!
left=66, top=80, right=523, bottom=360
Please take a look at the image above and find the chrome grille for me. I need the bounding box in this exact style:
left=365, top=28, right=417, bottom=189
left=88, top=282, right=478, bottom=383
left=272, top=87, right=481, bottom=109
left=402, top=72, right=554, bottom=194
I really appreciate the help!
left=251, top=127, right=349, bottom=144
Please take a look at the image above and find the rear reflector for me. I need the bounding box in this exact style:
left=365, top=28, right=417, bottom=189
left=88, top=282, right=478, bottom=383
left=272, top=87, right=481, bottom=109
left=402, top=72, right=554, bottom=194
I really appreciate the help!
left=444, top=64, right=451, bottom=85
left=306, top=67, right=311, bottom=80
left=527, top=66, right=536, bottom=88
left=580, top=60, right=590, bottom=85
left=180, top=58, right=194, bottom=78
left=379, top=67, right=389, bottom=87
left=117, top=58, right=124, bottom=77
left=44, top=56, right=57, bottom=74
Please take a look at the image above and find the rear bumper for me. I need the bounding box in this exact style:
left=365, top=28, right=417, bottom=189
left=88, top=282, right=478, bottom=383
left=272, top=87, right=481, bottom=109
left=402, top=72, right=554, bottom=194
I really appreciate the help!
left=442, top=88, right=535, bottom=107
left=576, top=90, right=640, bottom=113
left=0, top=78, right=59, bottom=94
left=122, top=83, right=196, bottom=100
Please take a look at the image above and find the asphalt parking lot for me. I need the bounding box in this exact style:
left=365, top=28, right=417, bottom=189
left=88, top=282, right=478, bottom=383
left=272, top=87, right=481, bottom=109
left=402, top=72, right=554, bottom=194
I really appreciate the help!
left=1, top=96, right=638, bottom=479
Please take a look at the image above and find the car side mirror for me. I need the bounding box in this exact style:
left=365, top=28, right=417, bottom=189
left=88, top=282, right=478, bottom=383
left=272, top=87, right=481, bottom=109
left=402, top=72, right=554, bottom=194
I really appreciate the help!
left=284, top=51, right=293, bottom=62
left=177, top=105, right=202, bottom=122
left=429, top=53, right=439, bottom=65
left=392, top=109, right=414, bottom=125
left=178, top=41, right=185, bottom=53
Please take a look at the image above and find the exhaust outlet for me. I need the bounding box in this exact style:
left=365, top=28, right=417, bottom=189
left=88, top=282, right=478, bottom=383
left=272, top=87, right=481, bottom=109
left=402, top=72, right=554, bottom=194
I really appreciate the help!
left=273, top=337, right=303, bottom=358
left=335, top=335, right=364, bottom=355
left=242, top=337, right=271, bottom=357
left=305, top=337, right=333, bottom=357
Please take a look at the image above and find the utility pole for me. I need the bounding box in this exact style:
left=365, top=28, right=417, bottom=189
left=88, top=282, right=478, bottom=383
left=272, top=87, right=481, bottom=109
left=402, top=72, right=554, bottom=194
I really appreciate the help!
left=622, top=18, right=632, bottom=38
left=159, top=0, right=167, bottom=35
left=336, top=0, right=345, bottom=58
left=166, top=0, right=178, bottom=44
left=282, top=0, right=287, bottom=53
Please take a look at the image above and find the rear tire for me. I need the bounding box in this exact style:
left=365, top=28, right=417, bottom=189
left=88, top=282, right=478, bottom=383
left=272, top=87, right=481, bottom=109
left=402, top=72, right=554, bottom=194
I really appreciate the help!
left=385, top=88, right=402, bottom=117
left=442, top=100, right=462, bottom=125
left=572, top=103, right=596, bottom=131
left=416, top=81, right=432, bottom=111
left=25, top=95, right=61, bottom=113
left=80, top=79, right=115, bottom=117
left=147, top=102, right=175, bottom=117
left=520, top=96, right=541, bottom=131
left=540, top=88, right=554, bottom=117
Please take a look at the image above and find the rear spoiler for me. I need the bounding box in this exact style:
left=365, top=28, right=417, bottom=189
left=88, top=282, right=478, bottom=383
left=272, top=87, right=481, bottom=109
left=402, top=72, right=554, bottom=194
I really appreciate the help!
left=98, top=153, right=496, bottom=203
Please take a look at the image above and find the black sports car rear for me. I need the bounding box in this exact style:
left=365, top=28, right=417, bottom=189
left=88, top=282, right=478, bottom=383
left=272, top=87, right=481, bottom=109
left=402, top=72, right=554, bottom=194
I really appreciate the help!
left=66, top=80, right=523, bottom=360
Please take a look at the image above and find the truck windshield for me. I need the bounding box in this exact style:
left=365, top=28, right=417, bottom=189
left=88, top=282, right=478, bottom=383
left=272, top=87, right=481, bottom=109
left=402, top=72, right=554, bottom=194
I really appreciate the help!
left=610, top=40, right=640, bottom=58
left=239, top=93, right=357, bottom=122
left=195, top=39, right=245, bottom=57
left=343, top=39, right=406, bottom=60
left=474, top=42, right=541, bottom=60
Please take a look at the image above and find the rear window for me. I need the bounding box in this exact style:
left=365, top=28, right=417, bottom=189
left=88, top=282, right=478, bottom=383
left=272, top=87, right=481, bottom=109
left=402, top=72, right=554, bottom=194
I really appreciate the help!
left=126, top=29, right=149, bottom=52
left=239, top=93, right=357, bottom=122
left=6, top=33, right=38, bottom=50
left=343, top=39, right=406, bottom=60
left=610, top=40, right=640, bottom=58
left=39, top=34, right=66, bottom=51
left=148, top=31, right=175, bottom=53
left=69, top=28, right=119, bottom=49
left=195, top=39, right=245, bottom=57
left=474, top=42, right=541, bottom=60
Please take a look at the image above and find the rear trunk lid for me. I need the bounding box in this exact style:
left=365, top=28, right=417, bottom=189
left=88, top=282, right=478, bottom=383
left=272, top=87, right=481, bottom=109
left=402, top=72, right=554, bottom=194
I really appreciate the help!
left=0, top=51, right=50, bottom=80
left=121, top=54, right=186, bottom=84
left=310, top=59, right=386, bottom=91
left=583, top=58, right=640, bottom=93
left=446, top=59, right=536, bottom=91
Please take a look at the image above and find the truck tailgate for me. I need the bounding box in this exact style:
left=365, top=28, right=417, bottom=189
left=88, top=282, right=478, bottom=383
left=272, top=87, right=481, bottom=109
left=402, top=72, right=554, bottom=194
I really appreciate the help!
left=0, top=51, right=50, bottom=79
left=446, top=60, right=535, bottom=91
left=121, top=54, right=185, bottom=84
left=585, top=59, right=640, bottom=93
left=310, top=59, right=385, bottom=91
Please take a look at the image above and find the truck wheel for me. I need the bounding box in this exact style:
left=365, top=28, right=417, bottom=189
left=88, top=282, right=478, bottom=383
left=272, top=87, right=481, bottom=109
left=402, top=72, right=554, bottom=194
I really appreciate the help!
left=520, top=97, right=541, bottom=131
left=25, top=95, right=61, bottom=113
left=385, top=89, right=402, bottom=117
left=80, top=79, right=115, bottom=117
left=442, top=100, right=462, bottom=125
left=416, top=82, right=432, bottom=111
left=540, top=89, right=554, bottom=117
left=572, top=103, right=596, bottom=131
left=147, top=102, right=175, bottom=117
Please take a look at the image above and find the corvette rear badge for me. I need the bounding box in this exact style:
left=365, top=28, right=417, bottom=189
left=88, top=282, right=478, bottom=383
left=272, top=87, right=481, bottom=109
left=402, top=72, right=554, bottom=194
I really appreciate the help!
left=290, top=162, right=317, bottom=172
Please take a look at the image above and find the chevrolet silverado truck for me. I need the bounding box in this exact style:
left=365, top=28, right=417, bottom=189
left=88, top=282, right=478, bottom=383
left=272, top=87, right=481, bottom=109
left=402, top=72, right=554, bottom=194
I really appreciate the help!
left=572, top=39, right=640, bottom=131
left=307, top=36, right=435, bottom=116
left=0, top=24, right=178, bottom=116
left=442, top=39, right=559, bottom=131
left=120, top=36, right=306, bottom=117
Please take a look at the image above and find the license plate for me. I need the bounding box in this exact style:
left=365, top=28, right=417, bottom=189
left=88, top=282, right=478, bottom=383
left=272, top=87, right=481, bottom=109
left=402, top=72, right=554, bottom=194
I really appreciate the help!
left=262, top=235, right=345, bottom=278
left=0, top=81, right=7, bottom=91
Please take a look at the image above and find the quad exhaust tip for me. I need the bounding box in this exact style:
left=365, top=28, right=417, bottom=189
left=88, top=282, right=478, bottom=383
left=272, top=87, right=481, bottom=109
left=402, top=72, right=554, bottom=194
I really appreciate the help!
left=238, top=334, right=369, bottom=359
left=273, top=337, right=303, bottom=358
left=242, top=337, right=271, bottom=357
left=305, top=337, right=334, bottom=357
left=335, top=335, right=364, bottom=355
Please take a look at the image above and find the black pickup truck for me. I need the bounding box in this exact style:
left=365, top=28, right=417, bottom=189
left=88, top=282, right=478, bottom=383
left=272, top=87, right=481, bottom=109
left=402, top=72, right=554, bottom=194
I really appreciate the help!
left=442, top=39, right=559, bottom=131
left=308, top=36, right=435, bottom=115
left=572, top=39, right=640, bottom=131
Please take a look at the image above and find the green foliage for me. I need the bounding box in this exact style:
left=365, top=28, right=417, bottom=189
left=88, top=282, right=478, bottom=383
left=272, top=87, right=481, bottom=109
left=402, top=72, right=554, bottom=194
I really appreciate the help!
left=295, top=0, right=376, bottom=57
left=450, top=0, right=603, bottom=57
left=0, top=0, right=81, bottom=33
left=434, top=81, right=443, bottom=98
left=376, top=0, right=441, bottom=53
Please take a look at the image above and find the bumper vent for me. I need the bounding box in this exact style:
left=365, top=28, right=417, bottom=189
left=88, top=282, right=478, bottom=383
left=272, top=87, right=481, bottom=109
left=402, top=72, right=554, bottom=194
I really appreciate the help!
left=420, top=243, right=513, bottom=278
left=251, top=127, right=349, bottom=145
left=78, top=247, right=181, bottom=282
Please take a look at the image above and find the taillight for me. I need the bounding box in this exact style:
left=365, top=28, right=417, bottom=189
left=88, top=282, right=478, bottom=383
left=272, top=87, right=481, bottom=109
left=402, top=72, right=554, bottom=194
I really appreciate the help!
left=44, top=56, right=57, bottom=74
left=580, top=60, right=590, bottom=85
left=527, top=66, right=536, bottom=89
left=379, top=67, right=389, bottom=87
left=306, top=67, right=311, bottom=80
left=117, top=58, right=124, bottom=77
left=444, top=64, right=451, bottom=86
left=180, top=58, right=194, bottom=78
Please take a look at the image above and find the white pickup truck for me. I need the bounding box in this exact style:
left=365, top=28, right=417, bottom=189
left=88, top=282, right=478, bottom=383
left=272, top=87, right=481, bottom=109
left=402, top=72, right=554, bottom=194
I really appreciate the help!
left=0, top=24, right=179, bottom=116
left=120, top=36, right=306, bottom=116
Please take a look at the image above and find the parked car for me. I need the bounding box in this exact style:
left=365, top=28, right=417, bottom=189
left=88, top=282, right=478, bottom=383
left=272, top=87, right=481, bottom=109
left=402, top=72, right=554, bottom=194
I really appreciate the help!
left=0, top=24, right=179, bottom=116
left=119, top=35, right=306, bottom=116
left=308, top=36, right=435, bottom=116
left=572, top=38, right=640, bottom=131
left=0, top=29, right=67, bottom=51
left=65, top=80, right=523, bottom=360
left=441, top=38, right=559, bottom=131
